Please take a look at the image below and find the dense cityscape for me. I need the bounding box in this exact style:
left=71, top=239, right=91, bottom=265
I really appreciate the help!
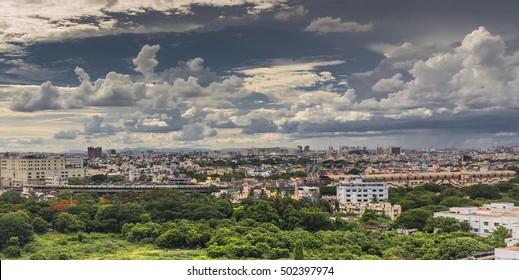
left=1, top=145, right=519, bottom=260
left=2, top=2, right=519, bottom=278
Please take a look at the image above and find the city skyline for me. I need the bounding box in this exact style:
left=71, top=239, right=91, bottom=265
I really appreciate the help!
left=2, top=0, right=519, bottom=152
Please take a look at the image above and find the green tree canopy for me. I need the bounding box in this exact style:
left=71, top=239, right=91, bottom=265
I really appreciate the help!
left=437, top=237, right=493, bottom=260
left=488, top=225, right=512, bottom=247
left=294, top=239, right=304, bottom=260
left=0, top=211, right=34, bottom=249
left=0, top=192, right=27, bottom=204
left=394, top=208, right=433, bottom=231
left=423, top=216, right=470, bottom=233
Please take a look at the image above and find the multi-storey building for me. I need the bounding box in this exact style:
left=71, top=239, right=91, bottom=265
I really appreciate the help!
left=495, top=247, right=519, bottom=260
left=339, top=202, right=402, bottom=220
left=434, top=203, right=519, bottom=246
left=0, top=156, right=84, bottom=187
left=337, top=177, right=389, bottom=203
left=87, top=146, right=102, bottom=159
left=294, top=186, right=320, bottom=201
left=326, top=171, right=516, bottom=188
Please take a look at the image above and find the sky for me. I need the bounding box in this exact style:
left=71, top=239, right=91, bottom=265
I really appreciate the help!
left=2, top=0, right=519, bottom=152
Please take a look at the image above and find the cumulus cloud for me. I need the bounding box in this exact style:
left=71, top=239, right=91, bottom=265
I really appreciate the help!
left=174, top=123, right=217, bottom=141
left=74, top=69, right=147, bottom=106
left=84, top=115, right=122, bottom=135
left=242, top=118, right=279, bottom=134
left=10, top=81, right=62, bottom=112
left=133, top=44, right=160, bottom=79
left=122, top=112, right=185, bottom=133
left=305, top=17, right=373, bottom=34
left=10, top=24, right=519, bottom=149
left=54, top=129, right=81, bottom=140
left=358, top=26, right=519, bottom=113
left=159, top=58, right=218, bottom=86
left=371, top=73, right=405, bottom=92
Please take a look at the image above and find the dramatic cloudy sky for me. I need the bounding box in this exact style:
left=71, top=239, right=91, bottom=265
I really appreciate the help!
left=2, top=0, right=519, bottom=152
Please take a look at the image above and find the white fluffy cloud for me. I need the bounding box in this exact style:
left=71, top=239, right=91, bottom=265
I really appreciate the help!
left=305, top=17, right=373, bottom=34
left=359, top=27, right=519, bottom=113
left=174, top=122, right=217, bottom=141
left=9, top=26, right=519, bottom=149
left=371, top=73, right=405, bottom=92
left=10, top=81, right=62, bottom=112
left=74, top=69, right=147, bottom=106
left=84, top=115, right=122, bottom=135
left=133, top=44, right=160, bottom=80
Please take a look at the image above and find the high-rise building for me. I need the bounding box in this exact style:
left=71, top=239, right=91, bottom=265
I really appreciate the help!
left=303, top=145, right=310, bottom=152
left=87, top=147, right=102, bottom=159
left=389, top=146, right=401, bottom=155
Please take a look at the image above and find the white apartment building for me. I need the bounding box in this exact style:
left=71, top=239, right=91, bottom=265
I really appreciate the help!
left=337, top=177, right=389, bottom=203
left=434, top=203, right=519, bottom=246
left=0, top=156, right=84, bottom=186
left=495, top=247, right=519, bottom=260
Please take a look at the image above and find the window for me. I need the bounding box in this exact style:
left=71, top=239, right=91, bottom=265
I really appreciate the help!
left=494, top=223, right=500, bottom=226
left=483, top=222, right=488, bottom=226
left=473, top=228, right=479, bottom=232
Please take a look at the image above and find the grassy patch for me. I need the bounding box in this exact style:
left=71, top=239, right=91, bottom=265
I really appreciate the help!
left=13, top=232, right=207, bottom=260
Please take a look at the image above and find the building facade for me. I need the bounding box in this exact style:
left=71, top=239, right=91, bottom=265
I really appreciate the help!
left=294, top=186, right=320, bottom=201
left=327, top=171, right=516, bottom=188
left=495, top=247, right=519, bottom=260
left=0, top=156, right=84, bottom=187
left=434, top=203, right=519, bottom=246
left=337, top=177, right=389, bottom=203
left=87, top=146, right=102, bottom=159
left=339, top=202, right=402, bottom=220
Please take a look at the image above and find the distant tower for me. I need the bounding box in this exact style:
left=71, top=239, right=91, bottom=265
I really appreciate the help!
left=304, top=145, right=310, bottom=152
left=389, top=146, right=401, bottom=155
left=87, top=147, right=102, bottom=159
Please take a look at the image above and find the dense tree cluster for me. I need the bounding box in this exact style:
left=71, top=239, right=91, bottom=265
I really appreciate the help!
left=0, top=178, right=518, bottom=259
